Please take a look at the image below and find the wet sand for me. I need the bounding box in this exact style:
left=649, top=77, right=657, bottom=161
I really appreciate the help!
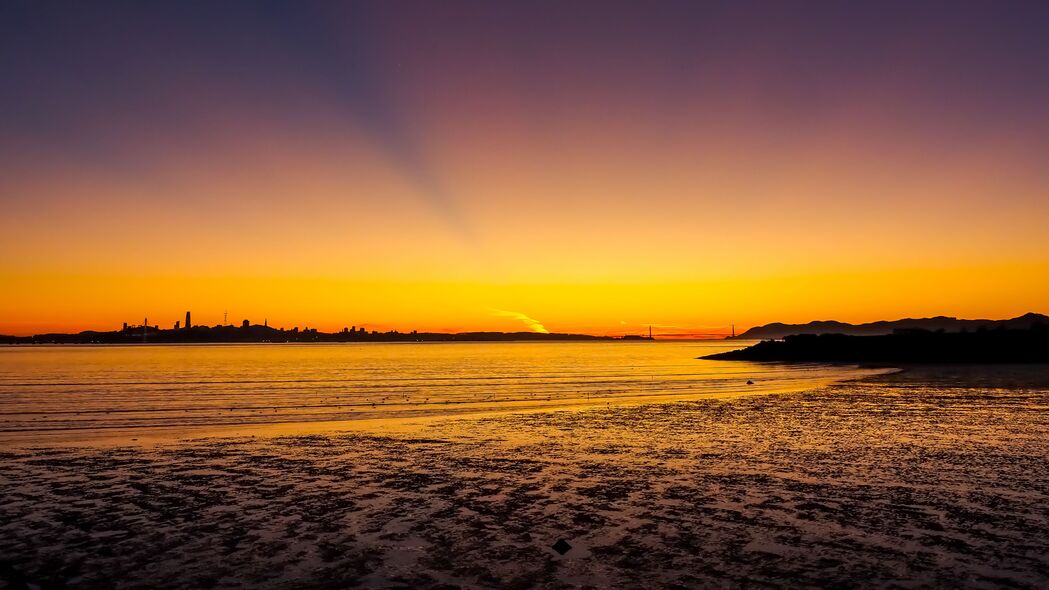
left=2, top=365, right=1048, bottom=588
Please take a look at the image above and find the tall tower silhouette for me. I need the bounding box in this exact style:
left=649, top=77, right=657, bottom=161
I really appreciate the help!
left=185, top=311, right=191, bottom=330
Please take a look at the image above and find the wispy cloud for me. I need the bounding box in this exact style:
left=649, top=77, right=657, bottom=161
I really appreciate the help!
left=490, top=309, right=549, bottom=334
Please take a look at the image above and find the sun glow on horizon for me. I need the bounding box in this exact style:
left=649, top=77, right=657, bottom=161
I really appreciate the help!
left=2, top=263, right=1047, bottom=337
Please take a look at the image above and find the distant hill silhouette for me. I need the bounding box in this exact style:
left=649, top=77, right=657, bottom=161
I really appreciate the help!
left=706, top=325, right=1049, bottom=364
left=0, top=323, right=655, bottom=345
left=731, top=313, right=1049, bottom=340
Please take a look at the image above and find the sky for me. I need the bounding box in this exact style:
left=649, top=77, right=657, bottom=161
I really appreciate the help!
left=2, top=1, right=1048, bottom=336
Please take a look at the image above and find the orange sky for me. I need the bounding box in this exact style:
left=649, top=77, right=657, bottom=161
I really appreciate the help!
left=1, top=2, right=1047, bottom=336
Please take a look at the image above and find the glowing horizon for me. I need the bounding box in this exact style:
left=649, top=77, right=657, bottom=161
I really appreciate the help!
left=2, top=2, right=1048, bottom=337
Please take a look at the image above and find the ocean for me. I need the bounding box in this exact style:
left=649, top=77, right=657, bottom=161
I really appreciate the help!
left=0, top=341, right=883, bottom=444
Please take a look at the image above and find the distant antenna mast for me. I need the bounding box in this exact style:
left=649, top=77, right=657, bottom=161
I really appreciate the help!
left=143, top=316, right=148, bottom=343
left=224, top=310, right=228, bottom=326
left=649, top=325, right=653, bottom=339
left=731, top=324, right=735, bottom=338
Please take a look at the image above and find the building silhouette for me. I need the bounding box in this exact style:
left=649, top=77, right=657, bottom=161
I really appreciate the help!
left=185, top=311, right=191, bottom=329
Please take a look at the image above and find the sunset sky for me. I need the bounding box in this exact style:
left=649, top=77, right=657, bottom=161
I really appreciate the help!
left=2, top=1, right=1048, bottom=336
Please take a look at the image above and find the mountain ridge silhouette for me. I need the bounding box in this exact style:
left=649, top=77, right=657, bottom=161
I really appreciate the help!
left=731, top=313, right=1049, bottom=340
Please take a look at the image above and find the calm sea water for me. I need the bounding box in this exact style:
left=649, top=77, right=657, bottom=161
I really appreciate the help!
left=0, top=341, right=883, bottom=442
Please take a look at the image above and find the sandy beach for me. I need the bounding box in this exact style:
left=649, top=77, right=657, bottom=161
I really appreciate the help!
left=3, top=365, right=1048, bottom=589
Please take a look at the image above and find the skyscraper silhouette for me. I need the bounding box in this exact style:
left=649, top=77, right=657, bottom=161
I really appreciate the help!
left=185, top=311, right=191, bottom=329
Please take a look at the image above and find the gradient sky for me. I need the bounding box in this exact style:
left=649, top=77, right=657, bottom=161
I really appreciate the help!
left=2, top=1, right=1048, bottom=336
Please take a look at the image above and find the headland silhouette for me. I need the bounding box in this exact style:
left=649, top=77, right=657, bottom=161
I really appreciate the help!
left=707, top=322, right=1049, bottom=363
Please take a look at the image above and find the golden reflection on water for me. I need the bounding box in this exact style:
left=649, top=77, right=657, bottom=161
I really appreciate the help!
left=0, top=341, right=889, bottom=445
